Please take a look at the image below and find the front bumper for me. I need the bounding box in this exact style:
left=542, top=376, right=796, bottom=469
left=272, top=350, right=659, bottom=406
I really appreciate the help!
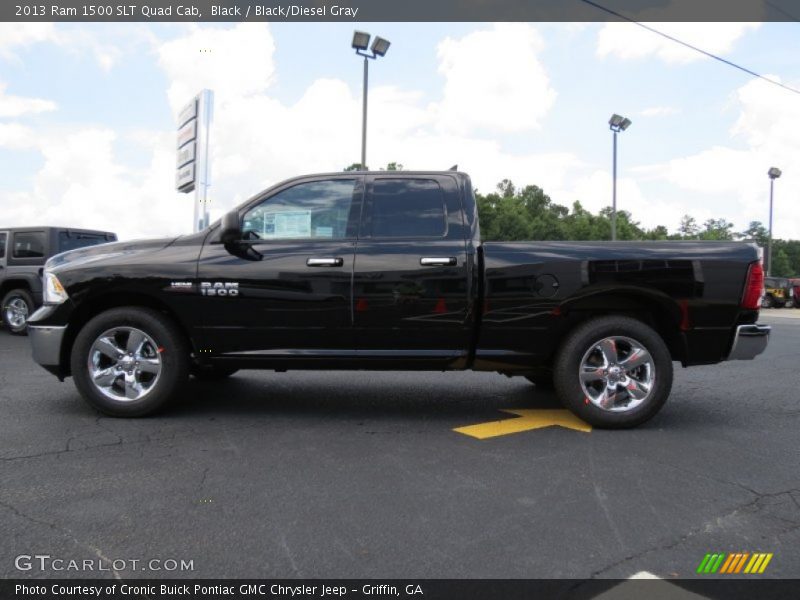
left=28, top=324, right=66, bottom=372
left=727, top=323, right=771, bottom=361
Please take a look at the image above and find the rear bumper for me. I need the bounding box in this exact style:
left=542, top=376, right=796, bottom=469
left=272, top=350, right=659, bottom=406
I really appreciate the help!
left=28, top=324, right=66, bottom=373
left=727, top=323, right=770, bottom=361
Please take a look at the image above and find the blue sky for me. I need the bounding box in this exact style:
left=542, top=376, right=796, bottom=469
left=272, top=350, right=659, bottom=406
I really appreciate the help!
left=1, top=21, right=799, bottom=239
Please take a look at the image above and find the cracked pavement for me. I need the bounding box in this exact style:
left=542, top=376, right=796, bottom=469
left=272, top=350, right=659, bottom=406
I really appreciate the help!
left=0, top=314, right=798, bottom=579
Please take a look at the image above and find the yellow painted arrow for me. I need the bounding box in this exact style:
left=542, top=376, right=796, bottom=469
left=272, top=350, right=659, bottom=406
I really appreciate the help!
left=454, top=409, right=591, bottom=439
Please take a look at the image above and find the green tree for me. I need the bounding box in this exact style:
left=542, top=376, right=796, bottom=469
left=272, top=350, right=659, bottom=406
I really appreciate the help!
left=497, top=179, right=516, bottom=198
left=343, top=163, right=363, bottom=172
left=644, top=225, right=669, bottom=240
left=772, top=239, right=800, bottom=276
left=771, top=249, right=792, bottom=277
left=698, top=218, right=735, bottom=240
left=740, top=221, right=769, bottom=246
left=599, top=208, right=646, bottom=240
left=677, top=215, right=699, bottom=239
left=473, top=178, right=800, bottom=254
left=563, top=201, right=604, bottom=240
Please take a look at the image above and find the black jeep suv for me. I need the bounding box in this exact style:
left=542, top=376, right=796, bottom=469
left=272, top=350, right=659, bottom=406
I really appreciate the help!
left=0, top=227, right=116, bottom=334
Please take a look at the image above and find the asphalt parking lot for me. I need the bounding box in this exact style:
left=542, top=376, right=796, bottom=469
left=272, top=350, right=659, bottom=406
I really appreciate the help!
left=1, top=312, right=798, bottom=581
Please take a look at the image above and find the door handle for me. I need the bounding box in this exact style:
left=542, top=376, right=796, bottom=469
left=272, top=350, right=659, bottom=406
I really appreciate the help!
left=307, top=257, right=344, bottom=267
left=420, top=257, right=457, bottom=266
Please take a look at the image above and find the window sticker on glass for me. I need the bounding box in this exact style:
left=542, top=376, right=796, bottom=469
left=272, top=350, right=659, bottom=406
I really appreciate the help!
left=315, top=226, right=334, bottom=238
left=261, top=210, right=312, bottom=238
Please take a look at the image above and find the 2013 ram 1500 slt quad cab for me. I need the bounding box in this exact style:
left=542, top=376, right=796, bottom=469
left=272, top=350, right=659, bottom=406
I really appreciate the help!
left=27, top=171, right=770, bottom=427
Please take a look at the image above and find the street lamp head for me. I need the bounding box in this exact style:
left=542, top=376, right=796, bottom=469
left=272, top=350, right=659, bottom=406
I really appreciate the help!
left=352, top=31, right=370, bottom=51
left=609, top=114, right=631, bottom=132
left=768, top=167, right=782, bottom=180
left=371, top=36, right=391, bottom=57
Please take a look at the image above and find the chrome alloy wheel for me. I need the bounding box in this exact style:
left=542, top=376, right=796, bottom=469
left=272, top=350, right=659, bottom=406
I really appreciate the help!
left=5, top=298, right=29, bottom=329
left=88, top=327, right=162, bottom=401
left=579, top=336, right=655, bottom=412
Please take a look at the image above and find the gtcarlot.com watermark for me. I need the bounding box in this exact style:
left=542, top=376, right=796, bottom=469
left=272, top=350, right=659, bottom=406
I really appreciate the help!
left=15, top=554, right=194, bottom=573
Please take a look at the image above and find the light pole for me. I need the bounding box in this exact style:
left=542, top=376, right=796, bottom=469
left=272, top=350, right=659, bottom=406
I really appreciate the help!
left=767, top=167, right=782, bottom=275
left=352, top=31, right=390, bottom=171
left=608, top=114, right=632, bottom=241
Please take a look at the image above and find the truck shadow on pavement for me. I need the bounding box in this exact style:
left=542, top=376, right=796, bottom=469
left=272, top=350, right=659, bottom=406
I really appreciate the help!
left=153, top=371, right=717, bottom=431
left=166, top=371, right=564, bottom=421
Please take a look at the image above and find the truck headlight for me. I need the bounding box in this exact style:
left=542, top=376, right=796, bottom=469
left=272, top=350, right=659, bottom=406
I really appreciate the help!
left=44, top=272, right=69, bottom=304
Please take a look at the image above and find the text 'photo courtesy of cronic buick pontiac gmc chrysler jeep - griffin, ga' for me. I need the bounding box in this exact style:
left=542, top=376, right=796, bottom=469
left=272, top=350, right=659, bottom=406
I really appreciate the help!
left=26, top=171, right=770, bottom=428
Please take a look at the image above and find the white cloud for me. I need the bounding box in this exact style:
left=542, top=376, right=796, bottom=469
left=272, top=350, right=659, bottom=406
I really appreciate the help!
left=157, top=24, right=276, bottom=112
left=0, top=23, right=130, bottom=71
left=0, top=127, right=184, bottom=239
left=635, top=76, right=800, bottom=239
left=0, top=123, right=37, bottom=149
left=597, top=22, right=760, bottom=64
left=0, top=82, right=57, bottom=117
left=731, top=76, right=800, bottom=151
left=0, top=23, right=57, bottom=61
left=640, top=106, right=680, bottom=117
left=4, top=21, right=795, bottom=244
left=435, top=24, right=556, bottom=134
left=150, top=22, right=572, bottom=228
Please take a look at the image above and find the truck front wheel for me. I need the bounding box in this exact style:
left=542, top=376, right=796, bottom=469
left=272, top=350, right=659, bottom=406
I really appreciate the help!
left=553, top=316, right=673, bottom=429
left=71, top=307, right=190, bottom=417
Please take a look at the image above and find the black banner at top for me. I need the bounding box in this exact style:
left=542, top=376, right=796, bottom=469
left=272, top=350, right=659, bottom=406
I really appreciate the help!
left=2, top=0, right=798, bottom=23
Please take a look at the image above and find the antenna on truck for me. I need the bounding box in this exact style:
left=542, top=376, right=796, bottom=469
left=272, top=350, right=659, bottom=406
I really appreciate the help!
left=449, top=164, right=458, bottom=171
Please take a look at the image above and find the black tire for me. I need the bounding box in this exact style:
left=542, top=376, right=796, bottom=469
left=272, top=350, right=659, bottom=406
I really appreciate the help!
left=553, top=316, right=673, bottom=429
left=71, top=307, right=190, bottom=417
left=2, top=288, right=34, bottom=335
left=524, top=374, right=555, bottom=389
left=191, top=365, right=239, bottom=380
left=761, top=295, right=774, bottom=309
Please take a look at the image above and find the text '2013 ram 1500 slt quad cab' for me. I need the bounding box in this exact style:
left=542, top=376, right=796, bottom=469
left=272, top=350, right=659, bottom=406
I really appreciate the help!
left=27, top=171, right=770, bottom=427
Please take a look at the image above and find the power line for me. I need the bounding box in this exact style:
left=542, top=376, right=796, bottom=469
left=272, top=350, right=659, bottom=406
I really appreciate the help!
left=764, top=0, right=800, bottom=23
left=579, top=0, right=800, bottom=97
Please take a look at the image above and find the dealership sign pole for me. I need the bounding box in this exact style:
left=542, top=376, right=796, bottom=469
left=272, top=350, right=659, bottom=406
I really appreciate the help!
left=176, top=89, right=214, bottom=232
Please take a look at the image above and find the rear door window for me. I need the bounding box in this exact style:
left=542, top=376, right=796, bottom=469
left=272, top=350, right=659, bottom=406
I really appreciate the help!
left=0, top=233, right=6, bottom=259
left=367, top=179, right=446, bottom=238
left=12, top=231, right=45, bottom=258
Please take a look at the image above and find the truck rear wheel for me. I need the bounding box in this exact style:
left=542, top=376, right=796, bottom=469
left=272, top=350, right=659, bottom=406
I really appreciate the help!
left=2, top=288, right=34, bottom=335
left=71, top=307, right=189, bottom=417
left=553, top=316, right=673, bottom=429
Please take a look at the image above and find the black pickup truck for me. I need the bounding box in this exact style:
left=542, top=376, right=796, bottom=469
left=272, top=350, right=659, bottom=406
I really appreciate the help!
left=27, top=171, right=770, bottom=427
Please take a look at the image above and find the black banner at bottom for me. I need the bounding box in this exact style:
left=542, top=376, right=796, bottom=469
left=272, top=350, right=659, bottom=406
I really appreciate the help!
left=3, top=579, right=799, bottom=600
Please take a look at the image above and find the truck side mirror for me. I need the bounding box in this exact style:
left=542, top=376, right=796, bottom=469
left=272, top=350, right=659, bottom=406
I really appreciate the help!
left=220, top=209, right=262, bottom=261
left=219, top=210, right=241, bottom=244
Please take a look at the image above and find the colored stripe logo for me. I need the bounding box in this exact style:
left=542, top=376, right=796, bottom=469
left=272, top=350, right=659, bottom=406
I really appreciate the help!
left=696, top=552, right=773, bottom=574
